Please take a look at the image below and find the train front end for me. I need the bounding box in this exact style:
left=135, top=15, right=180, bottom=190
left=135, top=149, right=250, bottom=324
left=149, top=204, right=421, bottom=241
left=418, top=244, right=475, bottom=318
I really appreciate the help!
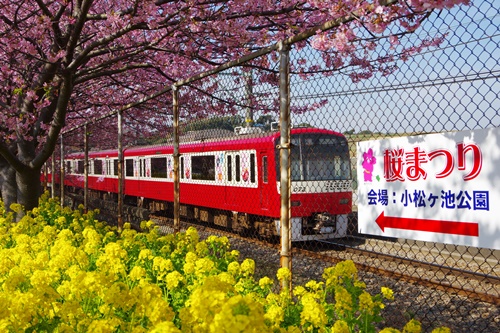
left=275, top=129, right=352, bottom=241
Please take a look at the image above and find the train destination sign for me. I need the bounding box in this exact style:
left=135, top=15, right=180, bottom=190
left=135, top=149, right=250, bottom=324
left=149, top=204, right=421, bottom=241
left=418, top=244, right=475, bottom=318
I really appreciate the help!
left=356, top=127, right=500, bottom=250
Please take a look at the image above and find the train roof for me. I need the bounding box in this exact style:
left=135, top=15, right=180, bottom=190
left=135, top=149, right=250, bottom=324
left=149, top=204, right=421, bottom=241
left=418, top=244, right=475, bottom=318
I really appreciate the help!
left=66, top=127, right=345, bottom=158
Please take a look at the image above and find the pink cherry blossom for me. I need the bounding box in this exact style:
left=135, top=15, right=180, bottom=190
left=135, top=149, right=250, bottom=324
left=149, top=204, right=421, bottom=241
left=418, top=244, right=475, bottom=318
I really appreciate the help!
left=0, top=0, right=469, bottom=210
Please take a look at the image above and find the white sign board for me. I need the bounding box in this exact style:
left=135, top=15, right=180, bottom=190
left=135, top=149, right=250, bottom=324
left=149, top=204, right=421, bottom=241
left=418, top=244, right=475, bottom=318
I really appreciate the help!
left=357, top=127, right=500, bottom=250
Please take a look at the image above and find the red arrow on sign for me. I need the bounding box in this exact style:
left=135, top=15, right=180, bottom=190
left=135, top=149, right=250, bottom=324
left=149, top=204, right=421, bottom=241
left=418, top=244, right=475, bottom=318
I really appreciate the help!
left=375, top=212, right=479, bottom=237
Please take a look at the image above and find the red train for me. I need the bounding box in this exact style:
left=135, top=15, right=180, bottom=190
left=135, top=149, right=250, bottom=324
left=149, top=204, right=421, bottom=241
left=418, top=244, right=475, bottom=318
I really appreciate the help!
left=52, top=126, right=352, bottom=241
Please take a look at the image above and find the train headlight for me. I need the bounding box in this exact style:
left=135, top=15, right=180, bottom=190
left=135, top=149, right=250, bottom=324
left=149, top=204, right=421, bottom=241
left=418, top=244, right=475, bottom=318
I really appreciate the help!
left=291, top=200, right=301, bottom=207
left=340, top=198, right=349, bottom=205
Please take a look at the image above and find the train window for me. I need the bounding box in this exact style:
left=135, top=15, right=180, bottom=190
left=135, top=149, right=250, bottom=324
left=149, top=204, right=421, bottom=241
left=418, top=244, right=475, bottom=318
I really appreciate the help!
left=77, top=160, right=84, bottom=174
left=66, top=161, right=72, bottom=174
left=180, top=156, right=184, bottom=179
left=192, top=155, right=215, bottom=181
left=94, top=159, right=103, bottom=175
left=227, top=155, right=232, bottom=181
left=250, top=153, right=256, bottom=183
left=151, top=157, right=167, bottom=178
left=125, top=159, right=134, bottom=177
left=262, top=156, right=268, bottom=183
left=277, top=134, right=351, bottom=181
left=113, top=159, right=118, bottom=176
left=235, top=155, right=241, bottom=182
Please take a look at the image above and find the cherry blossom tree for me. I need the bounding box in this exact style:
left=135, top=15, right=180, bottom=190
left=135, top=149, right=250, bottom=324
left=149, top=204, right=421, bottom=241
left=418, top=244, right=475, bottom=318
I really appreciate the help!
left=0, top=0, right=468, bottom=211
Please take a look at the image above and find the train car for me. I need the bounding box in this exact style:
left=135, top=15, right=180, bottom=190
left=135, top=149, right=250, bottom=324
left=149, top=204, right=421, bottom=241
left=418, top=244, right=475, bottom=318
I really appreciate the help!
left=56, top=126, right=352, bottom=241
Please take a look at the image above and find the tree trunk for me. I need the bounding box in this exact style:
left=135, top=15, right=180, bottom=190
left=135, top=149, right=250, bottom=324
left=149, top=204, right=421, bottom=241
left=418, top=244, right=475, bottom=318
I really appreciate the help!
left=16, top=167, right=41, bottom=213
left=0, top=162, right=17, bottom=210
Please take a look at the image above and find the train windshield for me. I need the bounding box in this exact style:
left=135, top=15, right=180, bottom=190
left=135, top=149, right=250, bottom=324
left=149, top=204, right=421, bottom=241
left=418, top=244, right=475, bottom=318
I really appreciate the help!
left=276, top=133, right=351, bottom=181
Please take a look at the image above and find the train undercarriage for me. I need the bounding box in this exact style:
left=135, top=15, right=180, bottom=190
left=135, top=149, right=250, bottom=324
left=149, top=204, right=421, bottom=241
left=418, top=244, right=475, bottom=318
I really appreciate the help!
left=63, top=185, right=346, bottom=241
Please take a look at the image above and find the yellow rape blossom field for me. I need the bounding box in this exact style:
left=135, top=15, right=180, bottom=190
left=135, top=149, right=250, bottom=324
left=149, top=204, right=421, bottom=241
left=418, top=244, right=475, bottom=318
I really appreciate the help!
left=0, top=193, right=451, bottom=333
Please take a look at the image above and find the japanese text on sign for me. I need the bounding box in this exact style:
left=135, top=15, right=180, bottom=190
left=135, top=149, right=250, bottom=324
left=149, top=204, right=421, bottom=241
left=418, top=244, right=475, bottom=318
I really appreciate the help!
left=384, top=143, right=482, bottom=182
left=367, top=189, right=489, bottom=211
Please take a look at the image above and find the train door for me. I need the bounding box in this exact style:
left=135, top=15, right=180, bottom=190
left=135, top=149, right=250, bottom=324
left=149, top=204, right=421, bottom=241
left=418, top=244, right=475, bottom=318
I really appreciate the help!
left=225, top=151, right=241, bottom=210
left=137, top=157, right=148, bottom=195
left=259, top=152, right=269, bottom=211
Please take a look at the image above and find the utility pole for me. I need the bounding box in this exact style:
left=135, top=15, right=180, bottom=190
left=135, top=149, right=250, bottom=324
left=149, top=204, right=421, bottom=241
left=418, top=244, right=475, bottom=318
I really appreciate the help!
left=245, top=70, right=254, bottom=127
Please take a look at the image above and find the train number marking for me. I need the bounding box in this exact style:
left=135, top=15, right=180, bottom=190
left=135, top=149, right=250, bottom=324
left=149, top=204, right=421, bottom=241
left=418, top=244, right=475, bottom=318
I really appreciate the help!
left=292, top=186, right=307, bottom=193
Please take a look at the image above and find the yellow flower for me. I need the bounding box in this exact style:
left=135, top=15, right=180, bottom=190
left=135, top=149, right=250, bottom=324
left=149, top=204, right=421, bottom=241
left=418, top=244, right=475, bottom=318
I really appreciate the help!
left=240, top=259, right=255, bottom=277
left=195, top=257, right=215, bottom=276
left=334, top=286, right=352, bottom=315
left=293, top=285, right=307, bottom=297
left=183, top=262, right=195, bottom=275
left=332, top=320, right=349, bottom=333
left=138, top=249, right=153, bottom=261
left=103, top=242, right=127, bottom=260
left=86, top=318, right=122, bottom=333
left=179, top=276, right=233, bottom=331
left=103, top=282, right=131, bottom=309
left=358, top=291, right=375, bottom=315
left=140, top=220, right=156, bottom=230
left=185, top=226, right=199, bottom=243
left=323, top=260, right=357, bottom=287
left=185, top=251, right=198, bottom=264
left=82, top=227, right=102, bottom=255
left=129, top=266, right=147, bottom=281
left=276, top=267, right=291, bottom=282
left=145, top=298, right=175, bottom=326
left=381, top=287, right=394, bottom=301
left=258, top=276, right=274, bottom=289
left=153, top=256, right=174, bottom=271
left=30, top=269, right=58, bottom=289
left=403, top=319, right=422, bottom=333
left=305, top=280, right=324, bottom=293
left=4, top=267, right=28, bottom=292
left=149, top=321, right=181, bottom=333
left=10, top=203, right=23, bottom=214
left=264, top=304, right=284, bottom=328
left=210, top=294, right=267, bottom=333
left=354, top=280, right=366, bottom=289
left=217, top=272, right=236, bottom=285
left=228, top=261, right=241, bottom=276
left=166, top=270, right=185, bottom=290
left=230, top=250, right=240, bottom=259
left=196, top=241, right=208, bottom=255
left=300, top=293, right=327, bottom=330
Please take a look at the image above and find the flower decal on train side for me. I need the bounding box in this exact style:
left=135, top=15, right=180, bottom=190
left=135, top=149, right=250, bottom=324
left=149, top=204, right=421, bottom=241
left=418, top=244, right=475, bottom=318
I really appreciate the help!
left=216, top=153, right=224, bottom=182
left=242, top=168, right=249, bottom=182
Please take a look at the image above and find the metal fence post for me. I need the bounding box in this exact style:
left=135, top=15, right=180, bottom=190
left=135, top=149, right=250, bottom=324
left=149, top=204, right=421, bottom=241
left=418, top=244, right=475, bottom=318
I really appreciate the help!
left=42, top=163, right=47, bottom=193
left=173, top=85, right=181, bottom=234
left=59, top=136, right=64, bottom=207
left=278, top=41, right=292, bottom=291
left=51, top=153, right=55, bottom=198
left=117, top=110, right=124, bottom=230
left=84, top=124, right=89, bottom=213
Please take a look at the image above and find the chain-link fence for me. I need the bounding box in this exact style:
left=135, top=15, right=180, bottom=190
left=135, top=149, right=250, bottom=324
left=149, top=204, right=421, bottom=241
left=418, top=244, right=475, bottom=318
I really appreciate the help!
left=49, top=1, right=499, bottom=332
